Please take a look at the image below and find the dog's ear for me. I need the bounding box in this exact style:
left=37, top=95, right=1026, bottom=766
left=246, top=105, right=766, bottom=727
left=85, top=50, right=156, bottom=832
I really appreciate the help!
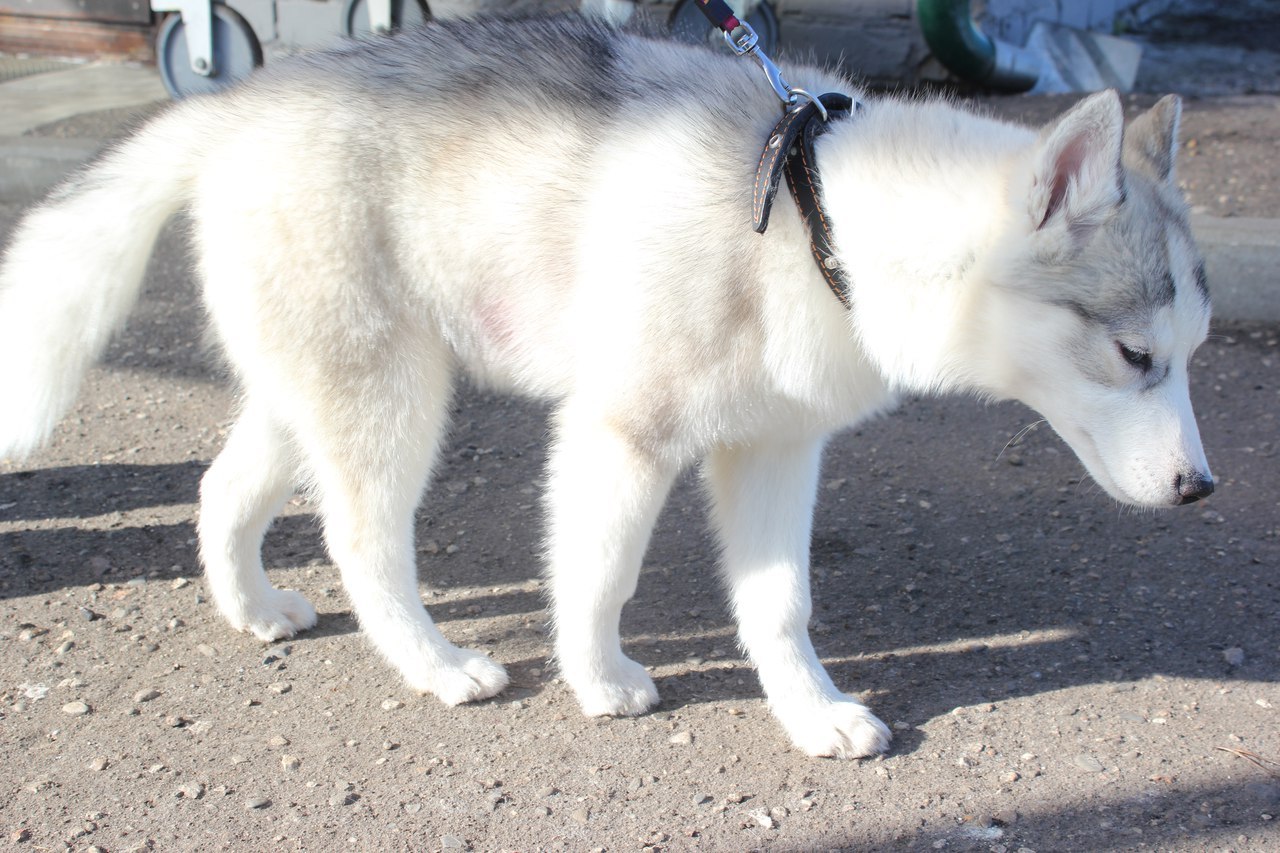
left=1029, top=89, right=1124, bottom=243
left=1123, top=94, right=1182, bottom=183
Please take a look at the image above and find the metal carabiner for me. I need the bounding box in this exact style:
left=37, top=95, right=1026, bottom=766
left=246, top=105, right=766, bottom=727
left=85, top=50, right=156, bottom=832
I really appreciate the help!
left=723, top=21, right=828, bottom=121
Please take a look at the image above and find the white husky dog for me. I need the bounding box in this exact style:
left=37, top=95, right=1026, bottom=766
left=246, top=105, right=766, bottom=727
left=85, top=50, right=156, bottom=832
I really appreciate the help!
left=0, top=18, right=1212, bottom=758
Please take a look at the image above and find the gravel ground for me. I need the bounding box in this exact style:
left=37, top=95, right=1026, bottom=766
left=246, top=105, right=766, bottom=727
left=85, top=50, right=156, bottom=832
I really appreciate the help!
left=3, top=10, right=1280, bottom=851
left=2, top=198, right=1278, bottom=853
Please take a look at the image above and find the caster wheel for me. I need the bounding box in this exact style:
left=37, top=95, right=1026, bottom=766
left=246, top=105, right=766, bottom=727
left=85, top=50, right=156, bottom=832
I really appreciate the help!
left=669, top=0, right=779, bottom=56
left=157, top=3, right=263, bottom=99
left=342, top=0, right=430, bottom=38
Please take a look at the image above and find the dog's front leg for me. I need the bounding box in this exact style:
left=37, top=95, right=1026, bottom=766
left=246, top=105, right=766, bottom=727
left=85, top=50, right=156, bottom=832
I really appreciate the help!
left=704, top=438, right=891, bottom=758
left=546, top=412, right=679, bottom=717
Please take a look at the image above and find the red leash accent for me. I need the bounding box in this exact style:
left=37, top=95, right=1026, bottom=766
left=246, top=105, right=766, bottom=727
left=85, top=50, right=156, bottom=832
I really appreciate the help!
left=694, top=0, right=740, bottom=33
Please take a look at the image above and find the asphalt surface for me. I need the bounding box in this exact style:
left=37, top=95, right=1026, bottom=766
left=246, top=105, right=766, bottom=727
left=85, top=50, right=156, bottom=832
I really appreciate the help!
left=1, top=9, right=1279, bottom=852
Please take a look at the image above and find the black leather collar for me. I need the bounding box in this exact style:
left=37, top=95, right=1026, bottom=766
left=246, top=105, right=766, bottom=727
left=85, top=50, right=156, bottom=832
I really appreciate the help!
left=752, top=93, right=858, bottom=309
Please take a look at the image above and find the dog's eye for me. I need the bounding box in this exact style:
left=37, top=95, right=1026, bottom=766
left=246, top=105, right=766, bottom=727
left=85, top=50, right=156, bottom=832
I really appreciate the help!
left=1118, top=342, right=1153, bottom=372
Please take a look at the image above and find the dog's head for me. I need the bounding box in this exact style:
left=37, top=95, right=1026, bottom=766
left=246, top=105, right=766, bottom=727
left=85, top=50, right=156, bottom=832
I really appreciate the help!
left=984, top=92, right=1213, bottom=508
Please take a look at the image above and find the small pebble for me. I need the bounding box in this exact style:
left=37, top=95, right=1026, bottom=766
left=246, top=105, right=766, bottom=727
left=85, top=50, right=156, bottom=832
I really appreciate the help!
left=78, top=608, right=100, bottom=622
left=329, top=792, right=357, bottom=806
left=268, top=734, right=290, bottom=747
left=440, top=836, right=465, bottom=849
left=196, top=644, right=216, bottom=658
left=668, top=731, right=693, bottom=745
left=570, top=807, right=590, bottom=826
left=171, top=577, right=190, bottom=590
left=268, top=682, right=291, bottom=695
left=11, top=828, right=31, bottom=843
left=62, top=700, right=91, bottom=716
left=992, top=808, right=1018, bottom=826
left=89, top=757, right=109, bottom=771
left=1224, top=647, right=1246, bottom=667
left=381, top=699, right=404, bottom=711
left=245, top=797, right=271, bottom=810
left=281, top=754, right=301, bottom=771
left=134, top=689, right=161, bottom=703
left=1073, top=754, right=1104, bottom=773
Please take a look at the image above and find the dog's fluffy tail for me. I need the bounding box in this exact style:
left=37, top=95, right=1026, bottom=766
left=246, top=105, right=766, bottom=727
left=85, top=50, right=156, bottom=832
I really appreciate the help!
left=0, top=105, right=204, bottom=460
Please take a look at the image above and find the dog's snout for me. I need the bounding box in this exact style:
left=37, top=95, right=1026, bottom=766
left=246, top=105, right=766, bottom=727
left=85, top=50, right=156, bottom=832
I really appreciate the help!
left=1175, top=471, right=1214, bottom=505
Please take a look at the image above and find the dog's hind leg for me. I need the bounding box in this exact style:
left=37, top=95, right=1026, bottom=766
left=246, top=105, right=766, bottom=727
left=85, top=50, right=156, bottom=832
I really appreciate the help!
left=704, top=438, right=891, bottom=758
left=199, top=399, right=316, bottom=641
left=286, top=342, right=509, bottom=706
left=546, top=409, right=679, bottom=717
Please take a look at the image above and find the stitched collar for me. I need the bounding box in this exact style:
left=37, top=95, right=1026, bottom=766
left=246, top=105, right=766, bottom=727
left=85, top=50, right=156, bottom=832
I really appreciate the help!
left=752, top=93, right=858, bottom=309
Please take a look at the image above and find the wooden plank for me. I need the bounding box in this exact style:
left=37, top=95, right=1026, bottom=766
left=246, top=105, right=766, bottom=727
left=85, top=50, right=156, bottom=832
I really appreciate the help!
left=0, top=13, right=154, bottom=60
left=0, top=0, right=152, bottom=25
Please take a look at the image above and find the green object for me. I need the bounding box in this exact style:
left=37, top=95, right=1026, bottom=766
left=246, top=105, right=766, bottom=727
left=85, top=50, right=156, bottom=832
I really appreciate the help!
left=916, top=0, right=1038, bottom=91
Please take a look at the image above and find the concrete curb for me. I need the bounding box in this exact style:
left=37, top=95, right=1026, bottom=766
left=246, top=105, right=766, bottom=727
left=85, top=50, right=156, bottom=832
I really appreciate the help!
left=1191, top=215, right=1280, bottom=324
left=0, top=137, right=101, bottom=202
left=0, top=64, right=166, bottom=136
left=1, top=139, right=1276, bottom=325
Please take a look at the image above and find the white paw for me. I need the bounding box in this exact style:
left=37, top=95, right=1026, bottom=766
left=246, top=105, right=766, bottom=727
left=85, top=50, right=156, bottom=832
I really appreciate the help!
left=774, top=696, right=892, bottom=759
left=231, top=589, right=318, bottom=641
left=407, top=648, right=510, bottom=706
left=568, top=655, right=659, bottom=717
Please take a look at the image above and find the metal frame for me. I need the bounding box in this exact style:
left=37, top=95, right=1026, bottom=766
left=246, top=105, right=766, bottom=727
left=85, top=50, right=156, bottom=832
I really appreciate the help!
left=366, top=0, right=392, bottom=33
left=150, top=0, right=215, bottom=76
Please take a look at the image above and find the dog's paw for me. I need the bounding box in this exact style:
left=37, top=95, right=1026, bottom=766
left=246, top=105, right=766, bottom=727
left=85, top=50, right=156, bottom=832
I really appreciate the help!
left=775, top=697, right=892, bottom=759
left=409, top=648, right=510, bottom=706
left=569, top=656, right=659, bottom=717
left=231, top=589, right=318, bottom=641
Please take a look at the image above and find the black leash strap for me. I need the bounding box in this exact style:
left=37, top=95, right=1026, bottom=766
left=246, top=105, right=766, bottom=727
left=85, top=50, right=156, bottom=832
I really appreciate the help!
left=753, top=93, right=857, bottom=309
left=687, top=0, right=856, bottom=308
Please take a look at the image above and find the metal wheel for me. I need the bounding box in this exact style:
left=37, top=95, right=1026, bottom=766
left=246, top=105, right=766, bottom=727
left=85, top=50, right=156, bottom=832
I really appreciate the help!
left=342, top=0, right=430, bottom=38
left=157, top=3, right=263, bottom=99
left=669, top=0, right=779, bottom=56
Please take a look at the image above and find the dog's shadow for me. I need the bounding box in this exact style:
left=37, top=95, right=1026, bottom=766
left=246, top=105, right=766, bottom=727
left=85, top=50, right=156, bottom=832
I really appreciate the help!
left=2, top=365, right=1273, bottom=760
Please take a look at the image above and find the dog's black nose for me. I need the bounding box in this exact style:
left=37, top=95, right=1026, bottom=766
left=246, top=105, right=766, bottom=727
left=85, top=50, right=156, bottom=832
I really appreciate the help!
left=1175, top=472, right=1214, bottom=505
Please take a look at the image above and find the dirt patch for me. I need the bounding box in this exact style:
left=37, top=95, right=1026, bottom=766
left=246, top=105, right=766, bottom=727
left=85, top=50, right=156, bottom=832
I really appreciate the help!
left=2, top=199, right=1278, bottom=849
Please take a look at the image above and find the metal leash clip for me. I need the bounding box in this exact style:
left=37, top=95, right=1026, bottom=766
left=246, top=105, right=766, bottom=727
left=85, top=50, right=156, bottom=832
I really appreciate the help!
left=723, top=20, right=828, bottom=120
